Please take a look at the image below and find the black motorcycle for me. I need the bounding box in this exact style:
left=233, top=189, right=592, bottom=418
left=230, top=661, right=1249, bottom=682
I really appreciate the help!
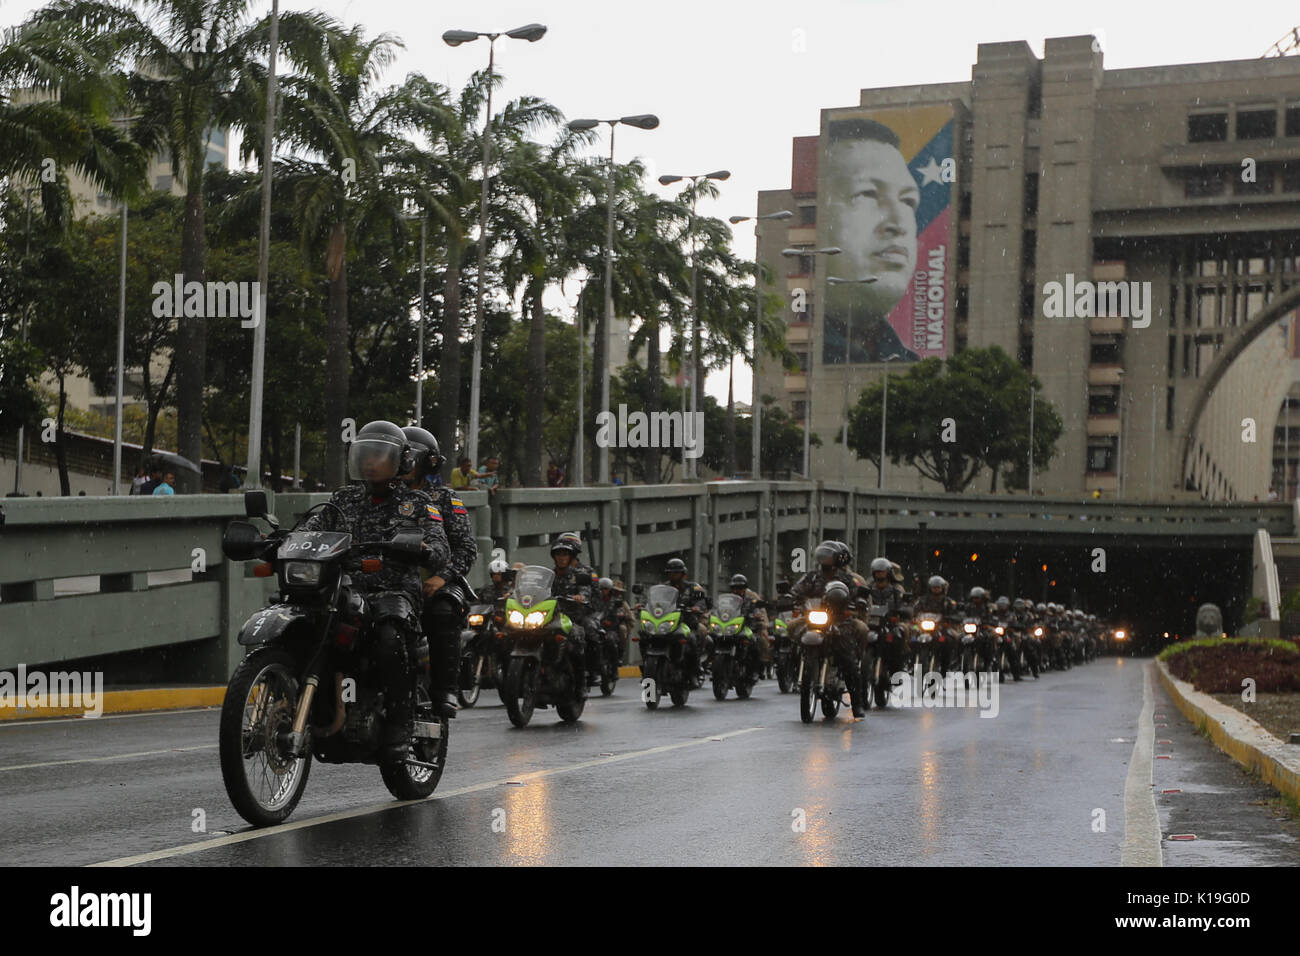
left=218, top=491, right=448, bottom=827
left=457, top=602, right=506, bottom=707
left=794, top=581, right=858, bottom=723
left=771, top=611, right=799, bottom=693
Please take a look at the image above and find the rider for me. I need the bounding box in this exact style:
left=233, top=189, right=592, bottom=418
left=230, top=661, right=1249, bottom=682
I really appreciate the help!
left=301, top=420, right=452, bottom=761
left=663, top=558, right=711, bottom=676
left=478, top=558, right=515, bottom=605
left=401, top=426, right=478, bottom=718
left=993, top=595, right=1022, bottom=681
left=591, top=576, right=633, bottom=668
left=549, top=532, right=600, bottom=694
left=728, top=573, right=769, bottom=678
left=914, top=574, right=959, bottom=674
left=786, top=540, right=871, bottom=718
left=866, top=557, right=910, bottom=691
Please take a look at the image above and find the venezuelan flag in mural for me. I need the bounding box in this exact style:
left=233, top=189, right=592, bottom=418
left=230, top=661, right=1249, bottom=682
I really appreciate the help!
left=820, top=105, right=953, bottom=363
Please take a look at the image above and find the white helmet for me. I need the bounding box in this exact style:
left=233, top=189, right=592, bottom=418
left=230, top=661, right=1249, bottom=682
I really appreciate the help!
left=489, top=558, right=509, bottom=575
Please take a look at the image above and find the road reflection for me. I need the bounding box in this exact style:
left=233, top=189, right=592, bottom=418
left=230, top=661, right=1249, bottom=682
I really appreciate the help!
left=504, top=776, right=551, bottom=865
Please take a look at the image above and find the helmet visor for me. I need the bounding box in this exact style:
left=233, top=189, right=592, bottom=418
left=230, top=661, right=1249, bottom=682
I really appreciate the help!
left=814, top=544, right=837, bottom=567
left=348, top=437, right=402, bottom=484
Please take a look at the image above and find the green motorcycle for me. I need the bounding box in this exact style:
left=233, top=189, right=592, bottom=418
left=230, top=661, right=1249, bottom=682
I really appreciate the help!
left=501, top=566, right=586, bottom=728
left=709, top=593, right=758, bottom=700
left=633, top=584, right=700, bottom=709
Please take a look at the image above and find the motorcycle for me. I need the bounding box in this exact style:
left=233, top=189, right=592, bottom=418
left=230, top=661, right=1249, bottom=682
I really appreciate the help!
left=863, top=600, right=904, bottom=708
left=992, top=621, right=1019, bottom=683
left=457, top=602, right=506, bottom=707
left=217, top=490, right=448, bottom=827
left=633, top=584, right=700, bottom=709
left=772, top=611, right=799, bottom=693
left=795, top=581, right=857, bottom=723
left=709, top=593, right=759, bottom=700
left=500, top=566, right=587, bottom=727
left=588, top=610, right=624, bottom=697
left=910, top=612, right=942, bottom=678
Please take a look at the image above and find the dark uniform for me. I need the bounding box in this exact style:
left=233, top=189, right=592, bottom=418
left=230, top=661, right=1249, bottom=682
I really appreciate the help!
left=412, top=485, right=478, bottom=712
left=553, top=561, right=599, bottom=683
left=788, top=567, right=871, bottom=712
left=301, top=482, right=451, bottom=743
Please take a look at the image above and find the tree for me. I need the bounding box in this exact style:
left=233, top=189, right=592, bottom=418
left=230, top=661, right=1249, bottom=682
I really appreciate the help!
left=734, top=397, right=819, bottom=480
left=845, top=346, right=1062, bottom=493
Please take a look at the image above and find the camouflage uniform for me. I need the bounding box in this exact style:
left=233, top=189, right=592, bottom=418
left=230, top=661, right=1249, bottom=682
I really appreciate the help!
left=733, top=588, right=771, bottom=663
left=787, top=567, right=870, bottom=712
left=419, top=487, right=478, bottom=583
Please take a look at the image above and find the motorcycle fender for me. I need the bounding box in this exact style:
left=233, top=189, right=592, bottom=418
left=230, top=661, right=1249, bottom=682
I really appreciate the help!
left=238, top=604, right=313, bottom=646
left=510, top=644, right=543, bottom=660
left=369, top=592, right=419, bottom=625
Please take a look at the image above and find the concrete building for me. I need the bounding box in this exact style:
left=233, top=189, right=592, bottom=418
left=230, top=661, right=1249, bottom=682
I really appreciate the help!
left=758, top=35, right=1300, bottom=499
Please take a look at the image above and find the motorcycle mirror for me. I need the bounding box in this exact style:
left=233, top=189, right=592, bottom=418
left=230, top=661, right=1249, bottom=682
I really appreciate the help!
left=221, top=520, right=265, bottom=561
left=243, top=489, right=269, bottom=519
left=775, top=581, right=791, bottom=594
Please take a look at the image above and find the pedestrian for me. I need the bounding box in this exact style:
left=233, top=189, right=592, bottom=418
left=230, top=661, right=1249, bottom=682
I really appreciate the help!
left=1267, top=487, right=1279, bottom=502
left=152, top=471, right=176, bottom=496
left=473, top=456, right=500, bottom=496
left=218, top=465, right=241, bottom=493
left=129, top=466, right=148, bottom=496
left=449, top=457, right=478, bottom=491
left=546, top=463, right=565, bottom=487
left=140, top=461, right=164, bottom=496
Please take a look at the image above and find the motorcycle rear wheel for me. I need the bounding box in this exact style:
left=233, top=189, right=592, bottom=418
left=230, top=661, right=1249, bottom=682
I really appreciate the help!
left=219, top=647, right=313, bottom=828
left=777, top=656, right=794, bottom=694
left=821, top=689, right=841, bottom=720
left=457, top=653, right=482, bottom=708
left=799, top=670, right=815, bottom=724
left=380, top=682, right=449, bottom=800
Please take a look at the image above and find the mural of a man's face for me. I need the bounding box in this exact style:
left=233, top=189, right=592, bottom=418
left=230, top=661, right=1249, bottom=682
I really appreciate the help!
left=824, top=136, right=918, bottom=313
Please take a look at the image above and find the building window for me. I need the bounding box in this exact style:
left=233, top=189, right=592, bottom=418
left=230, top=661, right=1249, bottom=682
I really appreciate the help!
left=791, top=400, right=807, bottom=421
left=798, top=205, right=816, bottom=226
left=1167, top=386, right=1175, bottom=430
left=1185, top=170, right=1225, bottom=198
left=1020, top=282, right=1036, bottom=318
left=1188, top=112, right=1228, bottom=143
left=1167, top=335, right=1176, bottom=378
left=1023, top=173, right=1039, bottom=218
left=1233, top=166, right=1274, bottom=195
left=1282, top=162, right=1300, bottom=192
left=1195, top=288, right=1221, bottom=328
left=1287, top=105, right=1300, bottom=137
left=1089, top=338, right=1121, bottom=364
left=960, top=191, right=972, bottom=219
left=1089, top=388, right=1119, bottom=415
left=1087, top=442, right=1116, bottom=473
left=1236, top=108, right=1277, bottom=140
left=1021, top=230, right=1036, bottom=269
left=791, top=350, right=809, bottom=372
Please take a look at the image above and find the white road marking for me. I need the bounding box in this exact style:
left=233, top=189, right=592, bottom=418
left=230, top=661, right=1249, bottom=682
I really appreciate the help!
left=1121, top=663, right=1163, bottom=867
left=89, top=726, right=764, bottom=866
left=0, top=744, right=219, bottom=773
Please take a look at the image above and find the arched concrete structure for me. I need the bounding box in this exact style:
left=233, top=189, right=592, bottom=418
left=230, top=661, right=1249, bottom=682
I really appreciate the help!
left=1179, top=282, right=1300, bottom=497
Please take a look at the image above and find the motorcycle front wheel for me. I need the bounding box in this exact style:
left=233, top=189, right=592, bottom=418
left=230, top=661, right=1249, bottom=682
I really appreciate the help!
left=219, top=647, right=313, bottom=828
left=457, top=653, right=482, bottom=708
left=777, top=655, right=794, bottom=694
left=504, top=657, right=538, bottom=728
left=712, top=655, right=731, bottom=701
left=799, top=668, right=816, bottom=724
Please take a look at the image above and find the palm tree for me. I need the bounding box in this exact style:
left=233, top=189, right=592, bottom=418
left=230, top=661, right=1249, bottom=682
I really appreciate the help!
left=25, top=0, right=332, bottom=489
left=271, top=22, right=409, bottom=484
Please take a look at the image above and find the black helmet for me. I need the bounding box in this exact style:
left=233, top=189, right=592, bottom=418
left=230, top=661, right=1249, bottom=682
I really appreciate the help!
left=730, top=573, right=748, bottom=589
left=550, top=532, right=583, bottom=557
left=927, top=575, right=947, bottom=593
left=813, top=540, right=847, bottom=568
left=869, top=557, right=892, bottom=580
left=401, top=425, right=442, bottom=475
left=837, top=542, right=854, bottom=566
left=348, top=421, right=412, bottom=486
left=969, top=586, right=987, bottom=602
left=665, top=558, right=687, bottom=575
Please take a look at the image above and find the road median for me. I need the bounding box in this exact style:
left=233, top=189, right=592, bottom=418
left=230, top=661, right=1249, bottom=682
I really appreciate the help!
left=1154, top=658, right=1300, bottom=805
left=0, top=686, right=225, bottom=721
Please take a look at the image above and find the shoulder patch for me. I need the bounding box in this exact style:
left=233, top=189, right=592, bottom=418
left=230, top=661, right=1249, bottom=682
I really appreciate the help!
left=398, top=500, right=415, bottom=517
left=450, top=498, right=467, bottom=514
left=426, top=504, right=443, bottom=522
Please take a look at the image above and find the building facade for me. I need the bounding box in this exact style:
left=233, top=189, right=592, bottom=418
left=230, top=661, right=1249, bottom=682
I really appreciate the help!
left=758, top=35, right=1300, bottom=499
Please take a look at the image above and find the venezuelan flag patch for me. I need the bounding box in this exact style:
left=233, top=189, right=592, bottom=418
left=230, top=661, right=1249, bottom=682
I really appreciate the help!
left=426, top=504, right=443, bottom=522
left=450, top=497, right=467, bottom=515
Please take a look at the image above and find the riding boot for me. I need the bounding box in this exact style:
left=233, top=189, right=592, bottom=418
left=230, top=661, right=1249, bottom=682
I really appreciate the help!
left=439, top=630, right=460, bottom=717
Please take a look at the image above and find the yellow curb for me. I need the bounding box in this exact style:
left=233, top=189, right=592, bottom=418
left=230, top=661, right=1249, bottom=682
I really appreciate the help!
left=0, top=686, right=226, bottom=721
left=618, top=665, right=643, bottom=679
left=1154, top=659, right=1300, bottom=806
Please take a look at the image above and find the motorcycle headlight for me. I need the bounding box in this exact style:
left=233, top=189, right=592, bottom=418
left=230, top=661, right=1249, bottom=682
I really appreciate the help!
left=525, top=610, right=546, bottom=628
left=1033, top=627, right=1043, bottom=638
left=963, top=622, right=978, bottom=634
left=467, top=614, right=485, bottom=627
left=1114, top=629, right=1127, bottom=641
left=726, top=623, right=741, bottom=635
left=920, top=620, right=935, bottom=632
left=659, top=620, right=674, bottom=634
left=994, top=626, right=1005, bottom=635
left=283, top=561, right=322, bottom=586
left=508, top=610, right=524, bottom=627
left=807, top=610, right=829, bottom=627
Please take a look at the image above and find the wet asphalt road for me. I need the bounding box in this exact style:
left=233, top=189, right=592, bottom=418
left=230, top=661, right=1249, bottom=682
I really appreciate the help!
left=2, top=657, right=1298, bottom=866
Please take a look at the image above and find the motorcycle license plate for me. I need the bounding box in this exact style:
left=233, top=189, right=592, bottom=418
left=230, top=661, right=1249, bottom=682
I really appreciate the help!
left=412, top=720, right=443, bottom=739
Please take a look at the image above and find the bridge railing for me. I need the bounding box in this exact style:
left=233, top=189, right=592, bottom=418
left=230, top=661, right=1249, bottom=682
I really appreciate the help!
left=0, top=483, right=1290, bottom=679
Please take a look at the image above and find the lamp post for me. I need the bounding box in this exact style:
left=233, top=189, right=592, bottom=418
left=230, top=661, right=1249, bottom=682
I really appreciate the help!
left=246, top=0, right=280, bottom=491
left=416, top=216, right=426, bottom=427
left=826, top=275, right=878, bottom=482
left=781, top=245, right=841, bottom=478
left=729, top=210, right=792, bottom=480
left=568, top=114, right=659, bottom=484
left=1028, top=386, right=1035, bottom=497
left=660, top=170, right=730, bottom=479
left=444, top=22, right=547, bottom=471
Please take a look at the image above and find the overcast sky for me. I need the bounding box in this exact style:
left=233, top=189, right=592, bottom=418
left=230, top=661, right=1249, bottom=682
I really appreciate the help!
left=5, top=0, right=1300, bottom=400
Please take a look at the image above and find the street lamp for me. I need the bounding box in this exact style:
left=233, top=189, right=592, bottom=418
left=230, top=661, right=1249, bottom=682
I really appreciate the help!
left=661, top=170, right=730, bottom=479
left=567, top=113, right=659, bottom=485
left=826, top=276, right=878, bottom=482
left=444, top=22, right=547, bottom=472
left=781, top=245, right=841, bottom=478
left=729, top=210, right=792, bottom=480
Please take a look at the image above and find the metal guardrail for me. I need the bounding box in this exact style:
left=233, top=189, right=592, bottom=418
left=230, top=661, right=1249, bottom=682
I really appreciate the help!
left=0, top=483, right=1289, bottom=678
